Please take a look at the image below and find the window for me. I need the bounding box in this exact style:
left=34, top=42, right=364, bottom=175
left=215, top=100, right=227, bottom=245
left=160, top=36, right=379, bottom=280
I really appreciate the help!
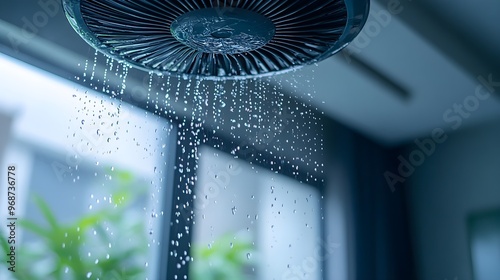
left=469, top=209, right=500, bottom=280
left=0, top=53, right=173, bottom=279
left=190, top=146, right=323, bottom=280
left=0, top=52, right=327, bottom=280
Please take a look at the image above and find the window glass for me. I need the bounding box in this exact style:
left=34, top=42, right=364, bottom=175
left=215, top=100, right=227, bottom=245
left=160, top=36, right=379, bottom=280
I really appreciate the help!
left=469, top=210, right=500, bottom=280
left=0, top=54, right=171, bottom=280
left=191, top=146, right=322, bottom=280
left=0, top=52, right=326, bottom=280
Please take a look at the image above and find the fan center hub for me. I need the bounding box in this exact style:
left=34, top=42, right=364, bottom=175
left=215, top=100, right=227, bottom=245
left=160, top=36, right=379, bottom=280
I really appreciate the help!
left=171, top=8, right=275, bottom=54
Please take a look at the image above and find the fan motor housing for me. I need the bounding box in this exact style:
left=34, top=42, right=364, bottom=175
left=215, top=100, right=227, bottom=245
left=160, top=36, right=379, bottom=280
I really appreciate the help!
left=63, top=0, right=370, bottom=80
left=171, top=8, right=276, bottom=54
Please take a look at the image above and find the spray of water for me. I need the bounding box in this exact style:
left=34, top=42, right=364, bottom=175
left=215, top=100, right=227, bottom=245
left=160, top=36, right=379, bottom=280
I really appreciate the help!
left=70, top=51, right=324, bottom=279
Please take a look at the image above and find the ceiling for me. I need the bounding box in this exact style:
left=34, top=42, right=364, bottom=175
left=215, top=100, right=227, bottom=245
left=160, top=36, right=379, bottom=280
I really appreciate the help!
left=419, top=0, right=500, bottom=69
left=0, top=0, right=499, bottom=146
left=277, top=0, right=500, bottom=145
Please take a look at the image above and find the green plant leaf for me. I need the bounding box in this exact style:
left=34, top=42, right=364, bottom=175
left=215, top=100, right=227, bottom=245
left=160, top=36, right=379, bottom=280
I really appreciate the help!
left=33, top=194, right=59, bottom=229
left=0, top=234, right=10, bottom=256
left=9, top=174, right=149, bottom=280
left=18, top=219, right=50, bottom=238
left=114, top=169, right=134, bottom=182
left=77, top=210, right=108, bottom=230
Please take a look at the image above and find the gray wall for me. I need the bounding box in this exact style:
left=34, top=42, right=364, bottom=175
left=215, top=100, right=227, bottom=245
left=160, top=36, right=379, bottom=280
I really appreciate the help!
left=408, top=118, right=500, bottom=280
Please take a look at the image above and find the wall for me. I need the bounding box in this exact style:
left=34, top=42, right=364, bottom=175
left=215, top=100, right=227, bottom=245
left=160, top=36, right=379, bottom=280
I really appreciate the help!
left=408, top=118, right=500, bottom=280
